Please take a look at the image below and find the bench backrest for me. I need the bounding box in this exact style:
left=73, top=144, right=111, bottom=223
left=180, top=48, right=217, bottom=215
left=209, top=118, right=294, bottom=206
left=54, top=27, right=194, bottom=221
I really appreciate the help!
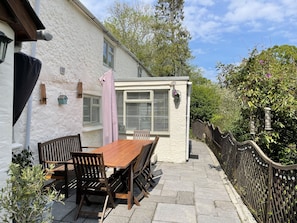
left=38, top=134, right=82, bottom=168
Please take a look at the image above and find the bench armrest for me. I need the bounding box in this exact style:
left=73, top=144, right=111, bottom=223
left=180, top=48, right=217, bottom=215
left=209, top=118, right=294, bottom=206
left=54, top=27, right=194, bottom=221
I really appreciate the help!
left=45, top=160, right=73, bottom=165
left=82, top=146, right=99, bottom=149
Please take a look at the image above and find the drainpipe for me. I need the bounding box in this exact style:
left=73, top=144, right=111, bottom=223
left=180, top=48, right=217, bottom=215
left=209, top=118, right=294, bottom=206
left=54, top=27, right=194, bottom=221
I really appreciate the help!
left=185, top=81, right=192, bottom=161
left=25, top=0, right=40, bottom=150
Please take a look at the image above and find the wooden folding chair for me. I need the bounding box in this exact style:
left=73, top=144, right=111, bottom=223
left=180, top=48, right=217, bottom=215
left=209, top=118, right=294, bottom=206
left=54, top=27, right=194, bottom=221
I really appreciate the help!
left=133, top=142, right=153, bottom=200
left=71, top=152, right=122, bottom=222
left=142, top=136, right=159, bottom=187
left=118, top=142, right=153, bottom=205
left=133, top=130, right=150, bottom=140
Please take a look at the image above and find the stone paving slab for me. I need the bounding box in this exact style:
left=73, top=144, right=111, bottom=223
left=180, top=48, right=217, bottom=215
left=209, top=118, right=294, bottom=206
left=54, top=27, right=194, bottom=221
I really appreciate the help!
left=154, top=203, right=197, bottom=223
left=53, top=140, right=257, bottom=223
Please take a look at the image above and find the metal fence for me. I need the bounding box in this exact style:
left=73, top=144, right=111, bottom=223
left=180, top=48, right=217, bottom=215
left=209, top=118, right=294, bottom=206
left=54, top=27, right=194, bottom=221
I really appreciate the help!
left=192, top=120, right=297, bottom=223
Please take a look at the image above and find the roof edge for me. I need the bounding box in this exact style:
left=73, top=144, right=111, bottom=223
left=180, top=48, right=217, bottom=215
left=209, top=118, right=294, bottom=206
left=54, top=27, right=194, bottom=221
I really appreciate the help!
left=70, top=0, right=153, bottom=77
left=115, top=76, right=190, bottom=82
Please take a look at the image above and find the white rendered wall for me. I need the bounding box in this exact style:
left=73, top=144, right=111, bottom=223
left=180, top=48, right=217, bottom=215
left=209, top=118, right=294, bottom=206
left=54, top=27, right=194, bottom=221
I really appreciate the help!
left=113, top=45, right=150, bottom=78
left=0, top=22, right=14, bottom=188
left=14, top=0, right=151, bottom=161
left=16, top=0, right=104, bottom=161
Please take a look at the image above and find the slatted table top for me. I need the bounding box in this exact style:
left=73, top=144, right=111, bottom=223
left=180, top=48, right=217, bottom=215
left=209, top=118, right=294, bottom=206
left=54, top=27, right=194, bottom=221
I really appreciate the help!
left=91, top=139, right=153, bottom=169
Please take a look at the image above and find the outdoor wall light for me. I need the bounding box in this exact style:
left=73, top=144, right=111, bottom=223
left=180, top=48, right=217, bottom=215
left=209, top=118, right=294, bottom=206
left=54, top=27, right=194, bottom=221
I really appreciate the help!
left=172, top=88, right=181, bottom=102
left=172, top=87, right=181, bottom=109
left=0, top=31, right=13, bottom=64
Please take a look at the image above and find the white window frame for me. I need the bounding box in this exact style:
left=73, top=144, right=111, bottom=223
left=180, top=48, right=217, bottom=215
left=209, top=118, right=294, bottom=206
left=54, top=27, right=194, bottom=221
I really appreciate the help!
left=103, top=39, right=114, bottom=69
left=117, top=89, right=169, bottom=134
left=83, top=95, right=101, bottom=127
left=137, top=66, right=143, bottom=77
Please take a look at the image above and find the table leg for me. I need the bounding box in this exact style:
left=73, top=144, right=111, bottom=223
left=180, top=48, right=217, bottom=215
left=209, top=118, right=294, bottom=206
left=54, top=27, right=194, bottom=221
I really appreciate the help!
left=128, top=163, right=134, bottom=210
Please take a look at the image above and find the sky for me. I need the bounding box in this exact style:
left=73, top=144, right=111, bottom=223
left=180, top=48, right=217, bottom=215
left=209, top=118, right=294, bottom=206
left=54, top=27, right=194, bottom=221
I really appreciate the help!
left=79, top=0, right=297, bottom=82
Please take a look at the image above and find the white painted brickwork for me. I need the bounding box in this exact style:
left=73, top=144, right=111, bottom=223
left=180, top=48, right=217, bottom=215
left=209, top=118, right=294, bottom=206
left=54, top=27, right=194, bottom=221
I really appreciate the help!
left=0, top=22, right=14, bottom=189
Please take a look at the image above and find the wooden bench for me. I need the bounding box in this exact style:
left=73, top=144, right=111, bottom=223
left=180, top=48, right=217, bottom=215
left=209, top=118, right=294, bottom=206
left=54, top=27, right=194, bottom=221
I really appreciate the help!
left=38, top=134, right=87, bottom=198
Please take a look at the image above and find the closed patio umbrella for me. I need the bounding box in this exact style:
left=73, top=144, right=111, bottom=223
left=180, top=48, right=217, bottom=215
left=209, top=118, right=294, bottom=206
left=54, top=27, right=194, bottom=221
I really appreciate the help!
left=13, top=52, right=42, bottom=125
left=100, top=69, right=118, bottom=145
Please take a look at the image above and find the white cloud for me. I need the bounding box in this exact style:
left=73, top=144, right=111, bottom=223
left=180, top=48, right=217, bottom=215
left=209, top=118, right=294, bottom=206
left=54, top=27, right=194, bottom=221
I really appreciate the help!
left=184, top=4, right=223, bottom=42
left=225, top=1, right=284, bottom=24
left=183, top=0, right=297, bottom=45
left=192, top=48, right=205, bottom=55
left=185, top=0, right=215, bottom=7
left=80, top=0, right=112, bottom=20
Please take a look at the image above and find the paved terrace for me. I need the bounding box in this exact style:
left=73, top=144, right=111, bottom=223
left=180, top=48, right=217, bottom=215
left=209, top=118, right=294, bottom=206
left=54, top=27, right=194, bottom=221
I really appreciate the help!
left=52, top=140, right=256, bottom=223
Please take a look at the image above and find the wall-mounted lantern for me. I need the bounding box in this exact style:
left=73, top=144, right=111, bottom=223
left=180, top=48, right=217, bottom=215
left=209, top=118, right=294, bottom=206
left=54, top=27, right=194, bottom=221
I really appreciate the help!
left=172, top=88, right=181, bottom=103
left=0, top=31, right=13, bottom=64
left=58, top=94, right=68, bottom=105
left=170, top=81, right=181, bottom=108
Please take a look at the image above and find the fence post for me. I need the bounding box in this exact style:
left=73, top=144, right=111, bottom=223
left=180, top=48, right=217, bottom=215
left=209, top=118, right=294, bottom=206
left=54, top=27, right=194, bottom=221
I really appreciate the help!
left=265, top=162, right=273, bottom=223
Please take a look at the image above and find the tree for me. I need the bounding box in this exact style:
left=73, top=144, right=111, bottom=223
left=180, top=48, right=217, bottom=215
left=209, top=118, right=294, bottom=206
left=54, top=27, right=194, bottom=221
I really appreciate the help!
left=189, top=66, right=211, bottom=85
left=104, top=0, right=192, bottom=77
left=210, top=87, right=241, bottom=133
left=191, top=84, right=220, bottom=122
left=217, top=45, right=297, bottom=164
left=104, top=1, right=155, bottom=70
left=152, top=0, right=192, bottom=76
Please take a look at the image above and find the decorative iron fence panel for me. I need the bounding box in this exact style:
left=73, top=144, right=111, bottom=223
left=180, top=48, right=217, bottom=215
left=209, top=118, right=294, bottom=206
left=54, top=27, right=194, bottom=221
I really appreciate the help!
left=192, top=120, right=297, bottom=223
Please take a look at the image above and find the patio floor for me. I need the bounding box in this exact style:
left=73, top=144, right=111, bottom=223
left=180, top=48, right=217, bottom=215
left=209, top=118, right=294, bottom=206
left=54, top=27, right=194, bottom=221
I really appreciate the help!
left=52, top=139, right=256, bottom=223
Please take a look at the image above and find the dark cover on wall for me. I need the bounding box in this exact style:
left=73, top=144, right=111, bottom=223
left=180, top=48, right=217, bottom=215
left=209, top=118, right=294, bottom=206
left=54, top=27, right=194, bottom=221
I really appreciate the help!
left=13, top=52, right=41, bottom=125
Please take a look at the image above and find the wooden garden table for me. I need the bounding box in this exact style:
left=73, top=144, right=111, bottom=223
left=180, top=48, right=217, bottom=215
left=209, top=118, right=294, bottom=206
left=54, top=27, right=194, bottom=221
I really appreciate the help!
left=91, top=139, right=152, bottom=209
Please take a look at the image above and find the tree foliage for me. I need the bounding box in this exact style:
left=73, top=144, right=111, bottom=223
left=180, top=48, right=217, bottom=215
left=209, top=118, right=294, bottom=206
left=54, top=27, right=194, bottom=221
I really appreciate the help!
left=191, top=84, right=220, bottom=122
left=152, top=0, right=192, bottom=76
left=210, top=87, right=241, bottom=133
left=217, top=45, right=297, bottom=164
left=104, top=1, right=155, bottom=70
left=104, top=0, right=192, bottom=77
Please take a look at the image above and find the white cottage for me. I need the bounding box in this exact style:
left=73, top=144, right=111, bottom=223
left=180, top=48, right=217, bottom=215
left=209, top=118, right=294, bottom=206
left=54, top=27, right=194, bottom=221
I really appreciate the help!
left=9, top=0, right=192, bottom=165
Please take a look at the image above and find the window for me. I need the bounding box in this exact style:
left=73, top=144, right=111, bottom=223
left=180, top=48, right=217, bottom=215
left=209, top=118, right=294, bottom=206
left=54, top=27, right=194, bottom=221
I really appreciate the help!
left=103, top=39, right=114, bottom=68
left=116, top=90, right=169, bottom=133
left=83, top=95, right=101, bottom=126
left=137, top=66, right=142, bottom=77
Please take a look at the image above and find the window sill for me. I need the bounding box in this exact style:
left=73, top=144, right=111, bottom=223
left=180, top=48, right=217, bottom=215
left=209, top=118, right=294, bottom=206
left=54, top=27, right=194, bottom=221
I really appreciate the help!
left=83, top=125, right=103, bottom=132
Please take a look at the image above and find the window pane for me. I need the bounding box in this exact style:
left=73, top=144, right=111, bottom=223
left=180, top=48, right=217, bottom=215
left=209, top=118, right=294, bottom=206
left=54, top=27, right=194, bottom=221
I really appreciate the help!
left=109, top=45, right=114, bottom=54
left=92, top=106, right=99, bottom=123
left=93, top=98, right=99, bottom=105
left=83, top=98, right=91, bottom=122
left=154, top=90, right=169, bottom=131
left=108, top=53, right=113, bottom=68
left=83, top=96, right=101, bottom=126
left=116, top=91, right=124, bottom=131
left=126, top=103, right=151, bottom=130
left=103, top=40, right=114, bottom=68
left=103, top=41, right=107, bottom=64
left=127, top=92, right=150, bottom=100
left=154, top=117, right=168, bottom=131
